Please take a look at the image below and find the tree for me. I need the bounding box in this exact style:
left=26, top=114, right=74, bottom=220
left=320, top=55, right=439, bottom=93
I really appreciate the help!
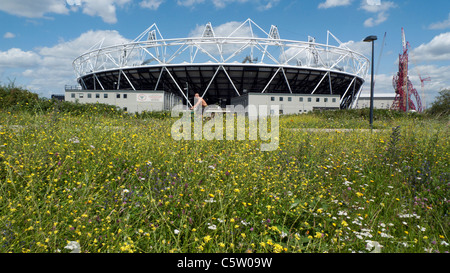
left=427, top=89, right=449, bottom=118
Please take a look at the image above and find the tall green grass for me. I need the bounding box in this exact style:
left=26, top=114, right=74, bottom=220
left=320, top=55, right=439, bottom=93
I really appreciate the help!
left=0, top=85, right=448, bottom=253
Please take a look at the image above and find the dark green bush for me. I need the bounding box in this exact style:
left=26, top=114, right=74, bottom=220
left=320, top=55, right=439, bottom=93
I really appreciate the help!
left=425, top=89, right=449, bottom=118
left=0, top=84, right=125, bottom=117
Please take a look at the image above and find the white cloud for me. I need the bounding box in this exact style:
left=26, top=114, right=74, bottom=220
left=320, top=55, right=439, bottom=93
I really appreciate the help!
left=189, top=21, right=253, bottom=37
left=0, top=48, right=41, bottom=68
left=411, top=32, right=450, bottom=62
left=411, top=64, right=450, bottom=88
left=0, top=0, right=69, bottom=18
left=359, top=0, right=395, bottom=13
left=318, top=0, right=353, bottom=9
left=177, top=0, right=205, bottom=7
left=360, top=0, right=396, bottom=27
left=78, top=0, right=132, bottom=24
left=211, top=0, right=251, bottom=9
left=0, top=0, right=132, bottom=24
left=366, top=0, right=380, bottom=5
left=3, top=32, right=16, bottom=39
left=403, top=64, right=450, bottom=108
left=1, top=30, right=129, bottom=97
left=316, top=1, right=394, bottom=27
left=39, top=30, right=129, bottom=59
left=140, top=0, right=164, bottom=10
left=258, top=0, right=280, bottom=11
left=360, top=64, right=450, bottom=109
left=36, top=29, right=129, bottom=81
left=363, top=12, right=388, bottom=27
left=361, top=32, right=450, bottom=108
left=187, top=21, right=255, bottom=58
left=369, top=73, right=394, bottom=95
left=0, top=0, right=278, bottom=22
left=67, top=0, right=82, bottom=5
left=177, top=0, right=278, bottom=10
left=428, top=13, right=450, bottom=30
left=341, top=40, right=372, bottom=56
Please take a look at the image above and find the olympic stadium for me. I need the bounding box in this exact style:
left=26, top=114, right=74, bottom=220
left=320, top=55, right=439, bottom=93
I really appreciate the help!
left=69, top=19, right=370, bottom=111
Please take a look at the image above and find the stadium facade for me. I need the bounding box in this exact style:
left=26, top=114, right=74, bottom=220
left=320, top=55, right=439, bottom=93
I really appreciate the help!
left=67, top=19, right=370, bottom=113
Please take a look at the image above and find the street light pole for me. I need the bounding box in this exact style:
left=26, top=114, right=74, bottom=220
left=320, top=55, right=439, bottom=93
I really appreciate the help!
left=363, top=35, right=377, bottom=130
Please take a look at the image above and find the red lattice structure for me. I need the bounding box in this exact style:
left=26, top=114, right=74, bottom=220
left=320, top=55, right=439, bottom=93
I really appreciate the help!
left=391, top=28, right=423, bottom=112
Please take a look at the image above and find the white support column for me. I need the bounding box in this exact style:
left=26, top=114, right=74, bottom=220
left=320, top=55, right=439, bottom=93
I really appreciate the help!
left=351, top=85, right=364, bottom=109
left=164, top=66, right=192, bottom=107
left=117, top=70, right=121, bottom=90
left=262, top=67, right=281, bottom=93
left=281, top=67, right=292, bottom=94
left=328, top=72, right=333, bottom=94
left=200, top=66, right=241, bottom=99
left=221, top=66, right=241, bottom=97
left=201, top=66, right=221, bottom=98
left=154, top=68, right=164, bottom=90
left=94, top=74, right=105, bottom=90
left=79, top=77, right=88, bottom=90
left=311, top=71, right=329, bottom=94
left=121, top=70, right=136, bottom=91
left=340, top=76, right=357, bottom=104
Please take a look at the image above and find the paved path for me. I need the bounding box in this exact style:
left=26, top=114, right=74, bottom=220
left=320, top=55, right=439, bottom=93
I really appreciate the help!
left=288, top=128, right=389, bottom=133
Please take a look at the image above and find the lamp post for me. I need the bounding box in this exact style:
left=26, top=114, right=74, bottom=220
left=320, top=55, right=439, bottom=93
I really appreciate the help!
left=363, top=35, right=377, bottom=130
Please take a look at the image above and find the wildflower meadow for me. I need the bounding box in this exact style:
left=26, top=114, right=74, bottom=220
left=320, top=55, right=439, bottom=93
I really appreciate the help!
left=0, top=87, right=448, bottom=253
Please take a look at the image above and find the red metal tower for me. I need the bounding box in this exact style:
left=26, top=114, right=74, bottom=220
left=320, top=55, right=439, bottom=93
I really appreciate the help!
left=391, top=28, right=423, bottom=112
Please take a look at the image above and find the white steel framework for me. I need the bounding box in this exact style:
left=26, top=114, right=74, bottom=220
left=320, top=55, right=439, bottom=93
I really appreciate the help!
left=72, top=19, right=370, bottom=108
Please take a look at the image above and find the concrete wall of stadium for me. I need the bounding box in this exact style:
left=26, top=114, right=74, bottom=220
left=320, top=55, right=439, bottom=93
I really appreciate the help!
left=64, top=89, right=182, bottom=113
left=231, top=93, right=340, bottom=115
left=64, top=88, right=341, bottom=115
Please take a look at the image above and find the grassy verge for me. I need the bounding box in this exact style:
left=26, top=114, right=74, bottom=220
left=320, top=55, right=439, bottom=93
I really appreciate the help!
left=0, top=106, right=448, bottom=253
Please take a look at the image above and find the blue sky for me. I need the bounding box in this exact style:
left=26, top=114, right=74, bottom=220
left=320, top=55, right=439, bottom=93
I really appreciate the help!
left=1, top=0, right=449, bottom=107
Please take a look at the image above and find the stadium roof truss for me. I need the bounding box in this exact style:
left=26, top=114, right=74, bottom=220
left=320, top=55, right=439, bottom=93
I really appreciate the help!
left=72, top=19, right=370, bottom=108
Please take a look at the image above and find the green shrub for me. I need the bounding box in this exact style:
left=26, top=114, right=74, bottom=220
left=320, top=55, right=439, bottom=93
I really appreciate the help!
left=426, top=89, right=449, bottom=118
left=0, top=84, right=39, bottom=111
left=0, top=84, right=125, bottom=117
